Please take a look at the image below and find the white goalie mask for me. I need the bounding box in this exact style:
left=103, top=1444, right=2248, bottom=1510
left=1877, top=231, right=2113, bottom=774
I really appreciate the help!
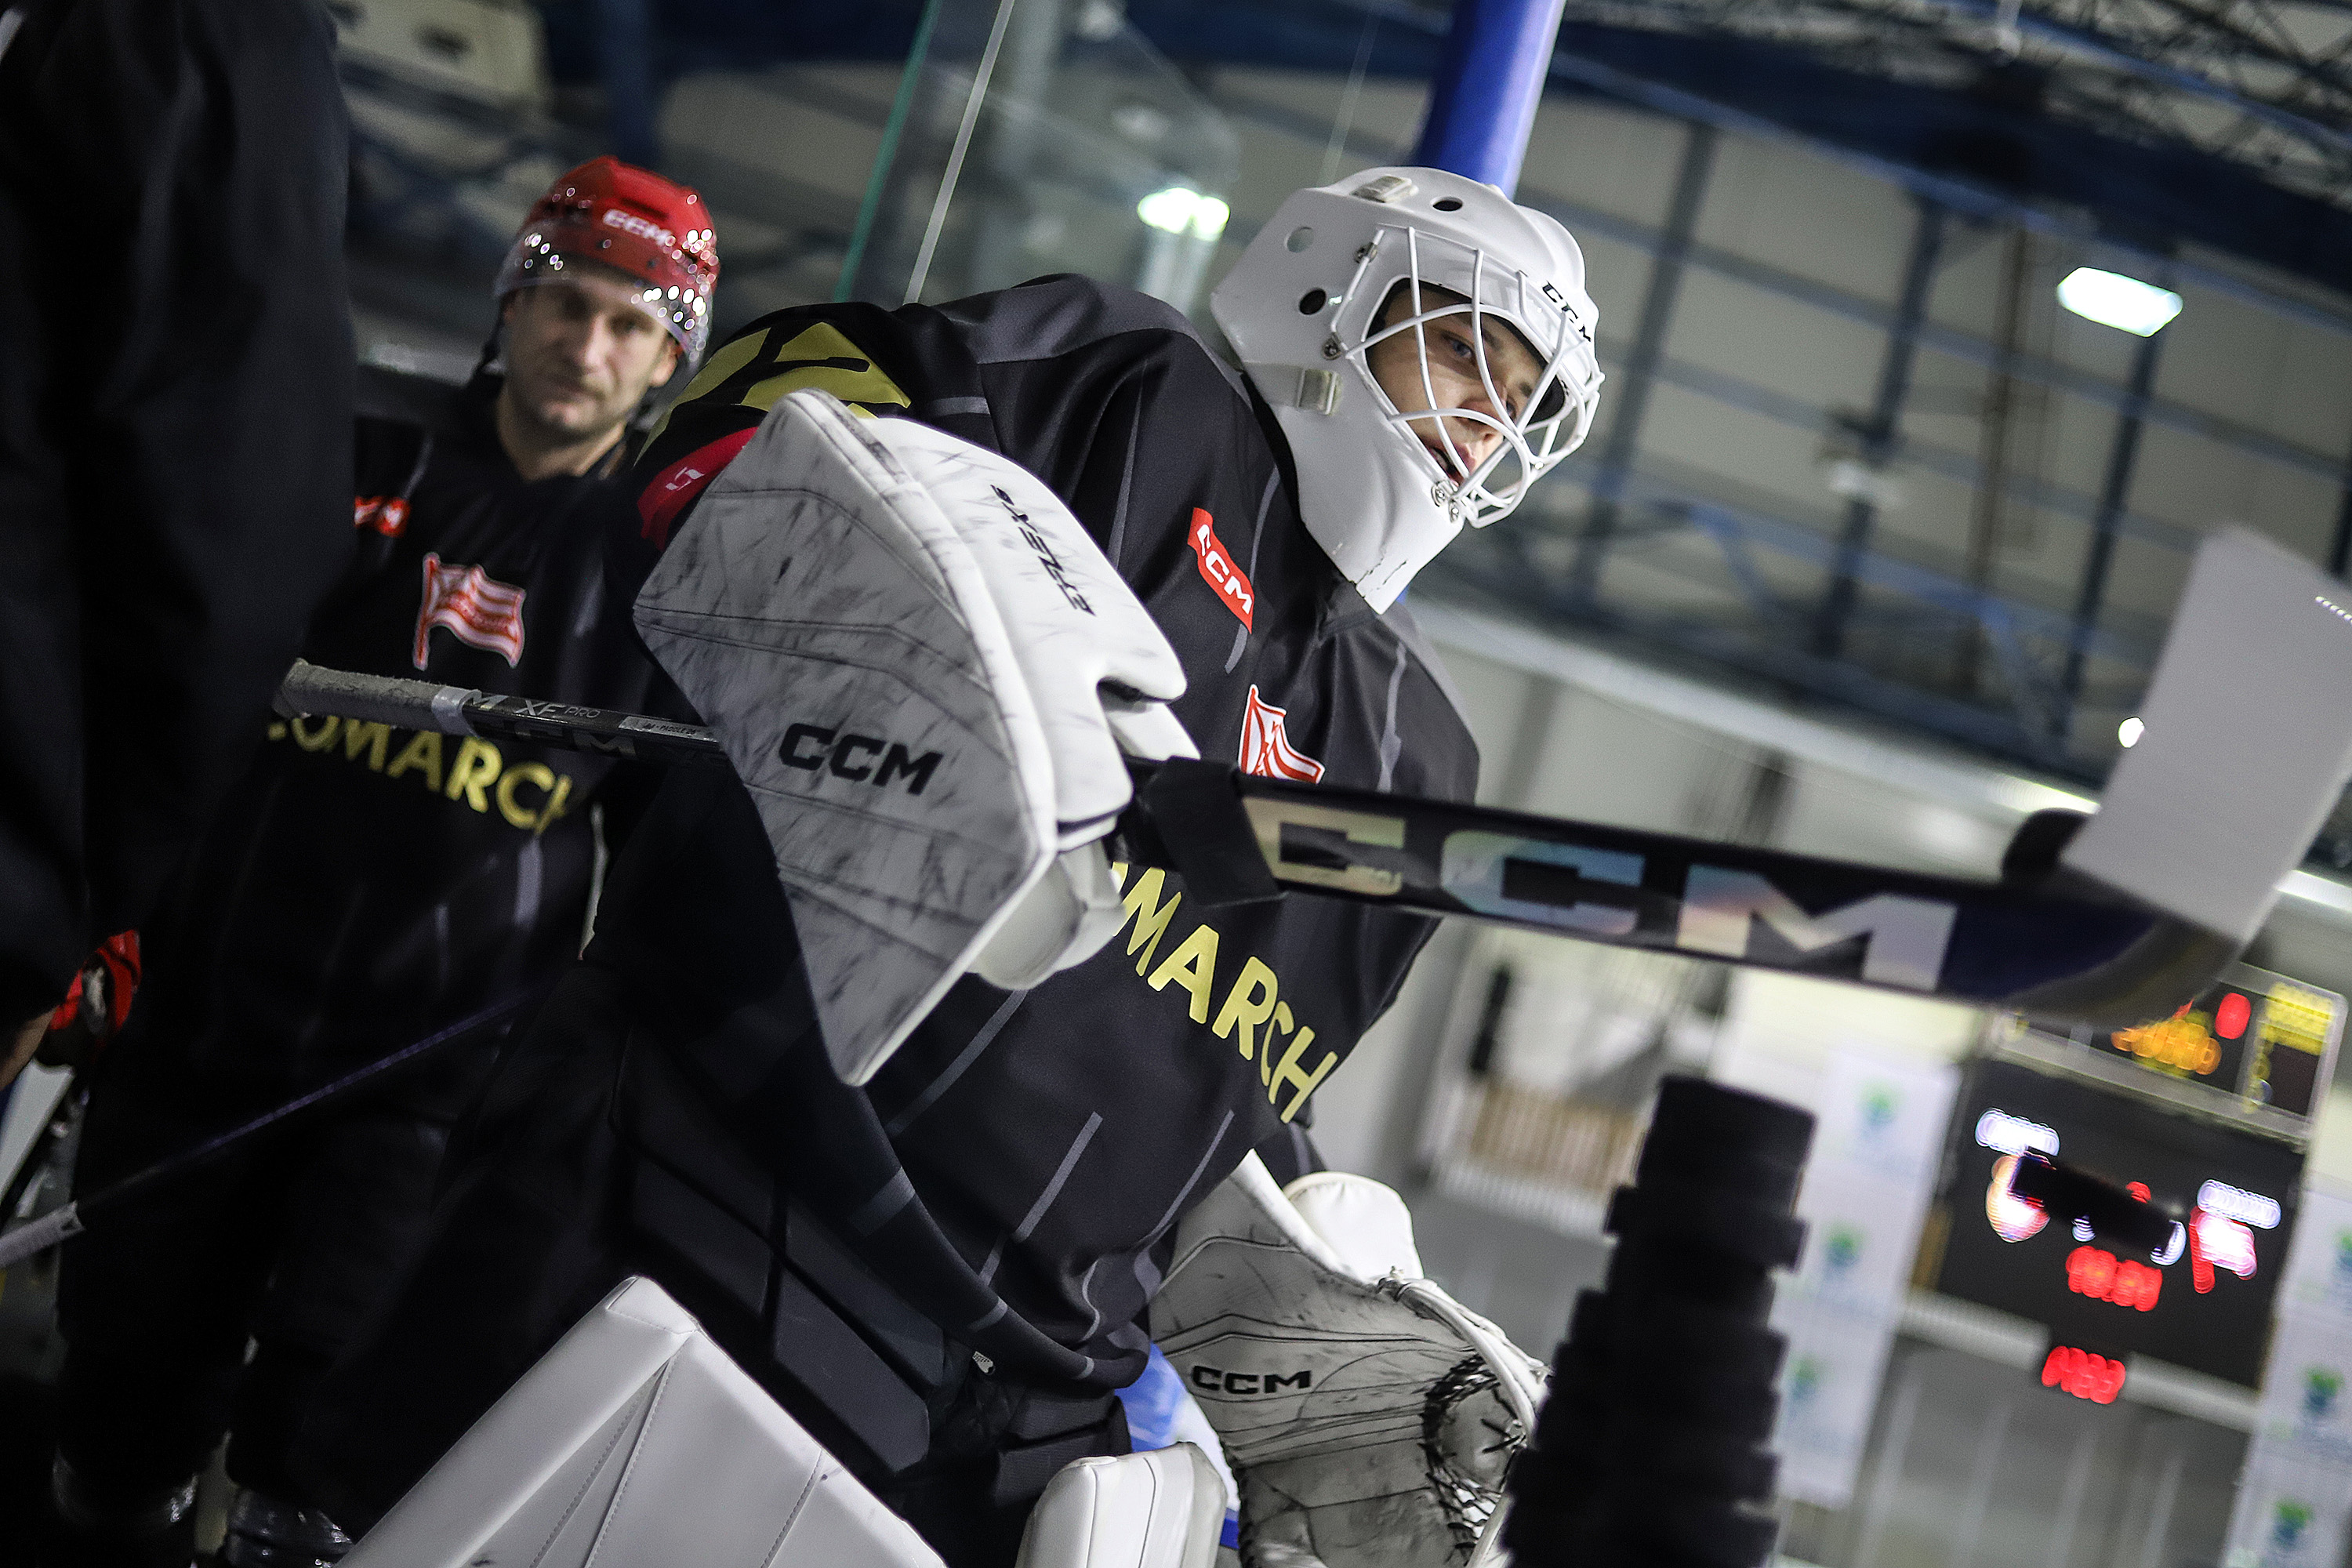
left=1210, top=167, right=1604, bottom=612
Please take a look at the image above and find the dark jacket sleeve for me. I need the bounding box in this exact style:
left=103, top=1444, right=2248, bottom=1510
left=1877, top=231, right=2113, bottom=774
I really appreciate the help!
left=0, top=0, right=355, bottom=1017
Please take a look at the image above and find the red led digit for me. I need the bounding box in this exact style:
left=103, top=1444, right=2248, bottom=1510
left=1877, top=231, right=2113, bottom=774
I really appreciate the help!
left=2043, top=1346, right=2127, bottom=1404
left=2064, top=1246, right=2161, bottom=1310
left=2216, top=992, right=2251, bottom=1039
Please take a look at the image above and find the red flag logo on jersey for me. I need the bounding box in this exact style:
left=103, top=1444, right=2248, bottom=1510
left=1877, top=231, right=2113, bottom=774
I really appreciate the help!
left=1239, top=685, right=1324, bottom=782
left=414, top=554, right=527, bottom=670
left=1189, top=508, right=1254, bottom=630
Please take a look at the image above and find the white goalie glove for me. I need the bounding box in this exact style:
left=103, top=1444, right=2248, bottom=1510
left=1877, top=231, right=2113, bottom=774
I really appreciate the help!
left=634, top=388, right=1196, bottom=1083
left=1152, top=1157, right=1546, bottom=1568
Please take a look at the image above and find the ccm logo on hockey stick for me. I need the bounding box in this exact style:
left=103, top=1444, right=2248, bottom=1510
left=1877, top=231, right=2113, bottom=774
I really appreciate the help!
left=1189, top=1365, right=1312, bottom=1396
left=779, top=724, right=942, bottom=793
left=1243, top=801, right=1958, bottom=991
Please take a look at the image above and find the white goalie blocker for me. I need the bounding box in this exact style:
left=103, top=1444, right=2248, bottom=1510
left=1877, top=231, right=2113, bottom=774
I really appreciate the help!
left=634, top=389, right=1196, bottom=1083
left=1152, top=1157, right=1547, bottom=1568
left=341, top=1276, right=1229, bottom=1568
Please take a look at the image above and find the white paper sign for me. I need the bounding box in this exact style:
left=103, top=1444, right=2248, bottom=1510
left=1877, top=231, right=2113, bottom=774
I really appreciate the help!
left=2275, top=1180, right=2352, bottom=1327
left=1770, top=1049, right=1959, bottom=1509
left=2226, top=1181, right=2352, bottom=1568
left=2225, top=1447, right=2352, bottom=1568
left=1773, top=1296, right=1902, bottom=1507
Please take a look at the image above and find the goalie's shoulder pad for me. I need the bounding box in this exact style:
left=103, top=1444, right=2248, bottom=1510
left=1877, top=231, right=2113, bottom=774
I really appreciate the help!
left=630, top=303, right=953, bottom=550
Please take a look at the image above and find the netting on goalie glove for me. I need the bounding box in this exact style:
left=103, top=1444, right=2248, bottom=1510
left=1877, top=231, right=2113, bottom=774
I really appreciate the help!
left=1421, top=1355, right=1523, bottom=1555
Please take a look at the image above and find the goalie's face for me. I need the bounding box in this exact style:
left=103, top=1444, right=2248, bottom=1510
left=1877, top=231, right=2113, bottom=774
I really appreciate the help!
left=1364, top=282, right=1548, bottom=483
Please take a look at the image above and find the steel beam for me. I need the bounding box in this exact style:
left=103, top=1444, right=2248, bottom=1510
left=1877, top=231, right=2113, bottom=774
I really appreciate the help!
left=593, top=0, right=660, bottom=167
left=1569, top=122, right=1716, bottom=601
left=2332, top=427, right=2352, bottom=578
left=1210, top=84, right=2352, bottom=486
left=2058, top=321, right=2166, bottom=735
left=1813, top=201, right=1948, bottom=656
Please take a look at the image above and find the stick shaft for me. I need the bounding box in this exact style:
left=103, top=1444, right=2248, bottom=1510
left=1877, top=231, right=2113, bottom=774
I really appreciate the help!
left=0, top=987, right=546, bottom=1269
left=278, top=665, right=2227, bottom=1025
left=276, top=661, right=728, bottom=768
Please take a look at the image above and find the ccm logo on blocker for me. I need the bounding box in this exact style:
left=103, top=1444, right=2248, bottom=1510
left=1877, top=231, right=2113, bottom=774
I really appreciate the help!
left=779, top=724, right=943, bottom=794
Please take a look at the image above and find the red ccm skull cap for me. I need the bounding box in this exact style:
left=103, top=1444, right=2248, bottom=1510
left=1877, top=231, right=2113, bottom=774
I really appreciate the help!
left=493, top=156, right=720, bottom=363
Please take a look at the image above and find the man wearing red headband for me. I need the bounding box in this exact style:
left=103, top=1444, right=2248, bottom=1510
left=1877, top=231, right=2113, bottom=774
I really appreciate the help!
left=34, top=159, right=716, bottom=1568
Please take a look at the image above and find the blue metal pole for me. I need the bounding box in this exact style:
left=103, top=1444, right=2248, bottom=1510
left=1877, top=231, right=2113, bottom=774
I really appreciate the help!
left=1410, top=0, right=1570, bottom=194
left=595, top=0, right=659, bottom=168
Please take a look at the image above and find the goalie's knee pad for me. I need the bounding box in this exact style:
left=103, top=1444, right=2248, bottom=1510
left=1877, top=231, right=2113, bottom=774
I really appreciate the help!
left=338, top=1275, right=1233, bottom=1568
left=337, top=1277, right=946, bottom=1568
left=1151, top=1156, right=1544, bottom=1568
left=1015, top=1444, right=1229, bottom=1568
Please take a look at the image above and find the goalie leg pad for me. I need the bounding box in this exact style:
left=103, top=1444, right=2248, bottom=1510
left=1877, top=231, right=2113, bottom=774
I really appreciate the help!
left=340, top=1276, right=946, bottom=1568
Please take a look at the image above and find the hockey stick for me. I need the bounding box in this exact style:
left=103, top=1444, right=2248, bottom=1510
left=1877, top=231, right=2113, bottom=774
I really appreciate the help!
left=272, top=531, right=2352, bottom=1033
left=277, top=661, right=728, bottom=769
left=0, top=985, right=549, bottom=1272
left=0, top=1067, right=80, bottom=1234
left=271, top=666, right=2220, bottom=1029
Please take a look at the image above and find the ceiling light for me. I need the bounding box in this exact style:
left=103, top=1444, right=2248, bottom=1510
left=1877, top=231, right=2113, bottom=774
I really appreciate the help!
left=2118, top=716, right=2144, bottom=748
left=1137, top=187, right=1230, bottom=242
left=2057, top=268, right=2181, bottom=336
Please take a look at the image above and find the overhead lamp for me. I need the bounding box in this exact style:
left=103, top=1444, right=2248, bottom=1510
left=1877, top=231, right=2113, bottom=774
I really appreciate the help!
left=2118, top=716, right=2144, bottom=748
left=1137, top=186, right=1231, bottom=242
left=2056, top=267, right=2182, bottom=337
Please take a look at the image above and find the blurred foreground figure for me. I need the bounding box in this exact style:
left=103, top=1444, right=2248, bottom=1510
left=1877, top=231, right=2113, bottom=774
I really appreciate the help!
left=300, top=167, right=1603, bottom=1568
left=42, top=159, right=714, bottom=1568
left=0, top=0, right=354, bottom=1087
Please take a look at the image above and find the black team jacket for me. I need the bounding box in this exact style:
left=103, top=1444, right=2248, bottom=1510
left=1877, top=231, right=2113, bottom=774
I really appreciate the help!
left=0, top=0, right=354, bottom=1020
left=120, top=368, right=665, bottom=1102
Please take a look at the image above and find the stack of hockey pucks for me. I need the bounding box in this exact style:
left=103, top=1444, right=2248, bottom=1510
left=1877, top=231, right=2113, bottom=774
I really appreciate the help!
left=1503, top=1076, right=1815, bottom=1567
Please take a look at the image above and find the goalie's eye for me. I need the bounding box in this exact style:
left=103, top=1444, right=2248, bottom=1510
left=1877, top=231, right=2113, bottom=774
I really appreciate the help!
left=1530, top=376, right=1569, bottom=425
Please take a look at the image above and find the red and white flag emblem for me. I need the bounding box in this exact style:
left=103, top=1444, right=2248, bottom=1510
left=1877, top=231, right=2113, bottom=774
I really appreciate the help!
left=1239, top=685, right=1324, bottom=782
left=414, top=554, right=527, bottom=670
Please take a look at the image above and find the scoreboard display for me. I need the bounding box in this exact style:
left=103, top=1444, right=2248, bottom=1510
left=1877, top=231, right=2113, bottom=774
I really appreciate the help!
left=1932, top=1057, right=2306, bottom=1389
left=2031, top=962, right=2343, bottom=1129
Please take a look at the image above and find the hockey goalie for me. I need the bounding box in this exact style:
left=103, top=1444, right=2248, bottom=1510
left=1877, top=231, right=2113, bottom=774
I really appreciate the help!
left=296, top=168, right=1606, bottom=1568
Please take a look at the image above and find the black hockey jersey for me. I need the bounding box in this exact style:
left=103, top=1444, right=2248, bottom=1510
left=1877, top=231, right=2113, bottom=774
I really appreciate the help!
left=122, top=370, right=666, bottom=1095
left=596, top=277, right=1479, bottom=1402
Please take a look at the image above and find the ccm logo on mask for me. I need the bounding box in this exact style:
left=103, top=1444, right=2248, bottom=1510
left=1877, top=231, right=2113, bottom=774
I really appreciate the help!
left=779, top=724, right=942, bottom=794
left=1190, top=1365, right=1311, bottom=1396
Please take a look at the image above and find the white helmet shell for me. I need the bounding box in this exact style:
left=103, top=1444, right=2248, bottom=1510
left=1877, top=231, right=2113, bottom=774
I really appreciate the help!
left=1211, top=167, right=1603, bottom=611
